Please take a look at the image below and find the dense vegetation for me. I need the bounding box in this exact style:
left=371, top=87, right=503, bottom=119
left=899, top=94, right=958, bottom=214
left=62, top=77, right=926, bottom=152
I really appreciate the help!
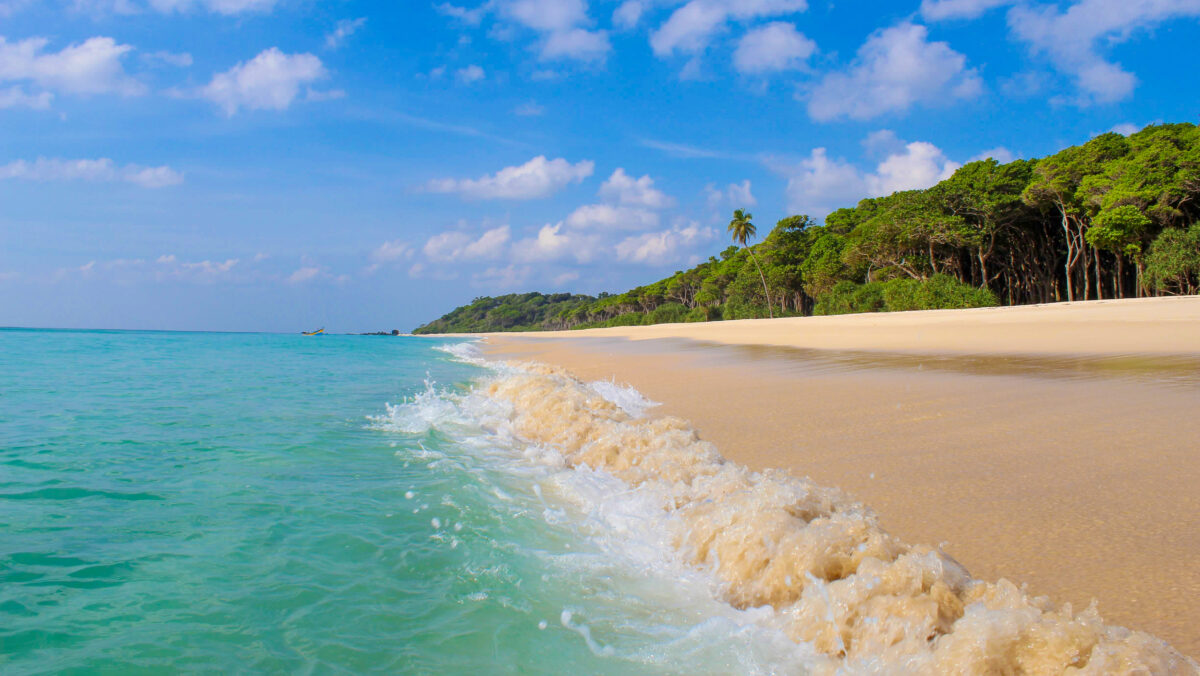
left=414, top=124, right=1200, bottom=334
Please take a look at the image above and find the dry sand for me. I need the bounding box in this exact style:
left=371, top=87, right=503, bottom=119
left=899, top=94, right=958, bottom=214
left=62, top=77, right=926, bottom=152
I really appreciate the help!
left=478, top=297, right=1200, bottom=657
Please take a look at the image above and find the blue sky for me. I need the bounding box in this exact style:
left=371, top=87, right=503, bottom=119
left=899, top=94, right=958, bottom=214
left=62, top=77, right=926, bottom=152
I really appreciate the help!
left=2, top=0, right=1198, bottom=332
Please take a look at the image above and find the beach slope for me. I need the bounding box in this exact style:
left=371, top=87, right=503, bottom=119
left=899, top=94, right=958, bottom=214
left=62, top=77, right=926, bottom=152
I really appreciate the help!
left=480, top=296, right=1200, bottom=657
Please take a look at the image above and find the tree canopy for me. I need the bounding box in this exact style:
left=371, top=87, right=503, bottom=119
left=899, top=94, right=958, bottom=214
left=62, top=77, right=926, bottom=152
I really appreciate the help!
left=414, top=123, right=1200, bottom=334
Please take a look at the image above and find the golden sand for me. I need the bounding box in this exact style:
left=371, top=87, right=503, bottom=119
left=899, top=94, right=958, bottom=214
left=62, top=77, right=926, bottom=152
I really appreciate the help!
left=477, top=297, right=1200, bottom=661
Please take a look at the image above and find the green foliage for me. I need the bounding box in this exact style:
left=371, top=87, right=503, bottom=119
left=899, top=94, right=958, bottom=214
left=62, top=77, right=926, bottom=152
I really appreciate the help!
left=1145, top=224, right=1200, bottom=295
left=815, top=275, right=997, bottom=316
left=412, top=292, right=595, bottom=334
left=415, top=123, right=1199, bottom=333
left=814, top=281, right=886, bottom=315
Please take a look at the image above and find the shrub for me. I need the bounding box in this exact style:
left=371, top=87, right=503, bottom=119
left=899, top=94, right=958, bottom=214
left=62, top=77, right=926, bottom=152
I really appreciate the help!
left=817, top=275, right=997, bottom=316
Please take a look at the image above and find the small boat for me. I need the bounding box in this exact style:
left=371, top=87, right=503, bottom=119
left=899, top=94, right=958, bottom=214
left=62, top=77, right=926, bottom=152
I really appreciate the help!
left=302, top=328, right=325, bottom=336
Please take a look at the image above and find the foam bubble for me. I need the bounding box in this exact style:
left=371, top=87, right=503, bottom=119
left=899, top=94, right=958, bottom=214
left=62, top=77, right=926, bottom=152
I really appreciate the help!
left=379, top=359, right=1197, bottom=673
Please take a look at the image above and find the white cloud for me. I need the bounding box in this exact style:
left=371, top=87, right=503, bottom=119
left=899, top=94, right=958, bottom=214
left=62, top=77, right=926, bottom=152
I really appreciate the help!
left=866, top=141, right=960, bottom=196
left=1109, top=122, right=1141, bottom=136
left=325, top=17, right=367, bottom=49
left=613, top=0, right=646, bottom=28
left=423, top=226, right=511, bottom=262
left=733, top=21, right=815, bottom=74
left=0, top=36, right=143, bottom=99
left=287, top=266, right=321, bottom=284
left=511, top=222, right=602, bottom=263
left=779, top=139, right=962, bottom=217
left=149, top=255, right=240, bottom=282
left=565, top=203, right=660, bottom=230
left=455, top=64, right=485, bottom=84
left=615, top=223, right=713, bottom=265
left=706, top=180, right=757, bottom=210
left=435, top=2, right=487, bottom=25
left=779, top=148, right=868, bottom=217
left=807, top=22, right=981, bottom=121
left=425, top=156, right=594, bottom=200
left=366, top=240, right=413, bottom=272
left=494, top=0, right=612, bottom=63
left=541, top=27, right=611, bottom=62
left=1007, top=0, right=1200, bottom=104
left=199, top=48, right=329, bottom=115
left=0, top=85, right=51, bottom=109
left=920, top=0, right=1013, bottom=20
left=138, top=0, right=277, bottom=14
left=598, top=168, right=674, bottom=208
left=650, top=0, right=807, bottom=57
left=0, top=157, right=183, bottom=187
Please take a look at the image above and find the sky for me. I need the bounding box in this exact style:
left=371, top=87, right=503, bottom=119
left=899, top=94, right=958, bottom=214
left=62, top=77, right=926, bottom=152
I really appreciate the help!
left=2, top=0, right=1198, bottom=332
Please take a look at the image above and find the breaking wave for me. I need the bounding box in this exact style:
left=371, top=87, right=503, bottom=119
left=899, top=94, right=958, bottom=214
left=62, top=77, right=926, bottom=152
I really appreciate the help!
left=388, top=346, right=1196, bottom=674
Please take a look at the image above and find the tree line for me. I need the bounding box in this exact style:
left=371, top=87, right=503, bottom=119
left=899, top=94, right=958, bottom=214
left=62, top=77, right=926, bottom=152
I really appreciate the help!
left=414, top=123, right=1200, bottom=334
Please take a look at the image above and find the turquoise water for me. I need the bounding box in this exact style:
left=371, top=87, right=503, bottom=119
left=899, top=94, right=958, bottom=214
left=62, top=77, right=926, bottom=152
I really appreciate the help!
left=0, top=329, right=797, bottom=674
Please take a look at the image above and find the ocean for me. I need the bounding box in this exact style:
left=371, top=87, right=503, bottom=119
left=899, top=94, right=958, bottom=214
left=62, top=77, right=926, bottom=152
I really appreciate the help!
left=1, top=329, right=1192, bottom=674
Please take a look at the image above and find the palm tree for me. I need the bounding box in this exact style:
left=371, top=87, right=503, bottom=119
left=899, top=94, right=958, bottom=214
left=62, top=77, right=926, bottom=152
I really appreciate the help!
left=728, top=209, right=773, bottom=319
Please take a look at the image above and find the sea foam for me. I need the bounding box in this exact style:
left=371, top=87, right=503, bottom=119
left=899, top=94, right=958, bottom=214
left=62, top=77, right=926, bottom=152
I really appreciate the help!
left=392, top=347, right=1197, bottom=674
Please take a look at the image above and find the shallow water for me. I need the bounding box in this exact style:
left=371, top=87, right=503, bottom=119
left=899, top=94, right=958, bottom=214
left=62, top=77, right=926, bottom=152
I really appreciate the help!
left=2, top=329, right=1194, bottom=674
left=0, top=330, right=808, bottom=674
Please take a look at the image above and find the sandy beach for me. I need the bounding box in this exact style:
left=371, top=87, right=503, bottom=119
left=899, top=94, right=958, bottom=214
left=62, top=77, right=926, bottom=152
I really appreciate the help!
left=481, top=296, right=1200, bottom=658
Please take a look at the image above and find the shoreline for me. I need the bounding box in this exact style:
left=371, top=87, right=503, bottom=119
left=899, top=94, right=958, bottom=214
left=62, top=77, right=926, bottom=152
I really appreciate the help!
left=478, top=297, right=1200, bottom=658
left=459, top=296, right=1200, bottom=357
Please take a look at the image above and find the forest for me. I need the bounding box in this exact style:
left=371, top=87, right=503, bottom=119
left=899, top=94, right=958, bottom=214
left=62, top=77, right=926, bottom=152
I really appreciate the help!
left=413, top=123, right=1200, bottom=334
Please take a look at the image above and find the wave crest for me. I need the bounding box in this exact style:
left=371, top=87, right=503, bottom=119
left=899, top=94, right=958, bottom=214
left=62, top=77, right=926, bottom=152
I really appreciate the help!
left=476, top=363, right=1195, bottom=674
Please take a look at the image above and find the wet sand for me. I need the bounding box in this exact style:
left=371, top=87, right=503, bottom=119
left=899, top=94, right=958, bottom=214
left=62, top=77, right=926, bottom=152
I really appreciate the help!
left=479, top=298, right=1200, bottom=658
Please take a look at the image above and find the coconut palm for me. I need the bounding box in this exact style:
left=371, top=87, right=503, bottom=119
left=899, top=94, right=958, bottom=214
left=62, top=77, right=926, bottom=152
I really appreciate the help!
left=728, top=209, right=773, bottom=319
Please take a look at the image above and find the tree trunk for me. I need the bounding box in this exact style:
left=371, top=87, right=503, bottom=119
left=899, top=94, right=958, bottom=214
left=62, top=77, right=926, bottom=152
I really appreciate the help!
left=1059, top=208, right=1075, bottom=302
left=746, top=248, right=774, bottom=319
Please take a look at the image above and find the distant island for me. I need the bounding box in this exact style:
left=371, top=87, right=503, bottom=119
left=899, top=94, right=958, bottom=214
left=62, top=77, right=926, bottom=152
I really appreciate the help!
left=414, top=123, right=1200, bottom=334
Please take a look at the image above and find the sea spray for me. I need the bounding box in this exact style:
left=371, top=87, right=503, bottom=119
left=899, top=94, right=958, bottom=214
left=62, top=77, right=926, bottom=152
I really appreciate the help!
left=405, top=346, right=1197, bottom=674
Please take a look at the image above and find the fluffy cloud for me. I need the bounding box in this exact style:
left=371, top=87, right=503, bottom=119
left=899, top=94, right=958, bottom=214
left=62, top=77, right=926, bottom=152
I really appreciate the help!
left=613, top=0, right=647, bottom=28
left=0, top=36, right=143, bottom=100
left=650, top=0, right=807, bottom=56
left=286, top=266, right=322, bottom=284
left=598, top=168, right=674, bottom=208
left=492, top=0, right=612, bottom=63
left=77, top=0, right=277, bottom=13
left=866, top=142, right=960, bottom=196
left=199, top=48, right=329, bottom=115
left=423, top=226, right=511, bottom=262
left=732, top=22, right=815, bottom=74
left=1109, top=122, right=1142, bottom=136
left=0, top=86, right=51, bottom=109
left=325, top=17, right=367, bottom=49
left=512, top=223, right=595, bottom=262
left=425, top=156, right=594, bottom=200
left=0, top=157, right=183, bottom=188
left=807, top=23, right=981, bottom=121
left=706, top=180, right=757, bottom=210
left=370, top=240, right=412, bottom=263
left=1007, top=0, right=1200, bottom=104
left=921, top=0, right=1200, bottom=103
left=565, top=204, right=661, bottom=230
left=615, top=223, right=713, bottom=265
left=779, top=138, right=961, bottom=217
